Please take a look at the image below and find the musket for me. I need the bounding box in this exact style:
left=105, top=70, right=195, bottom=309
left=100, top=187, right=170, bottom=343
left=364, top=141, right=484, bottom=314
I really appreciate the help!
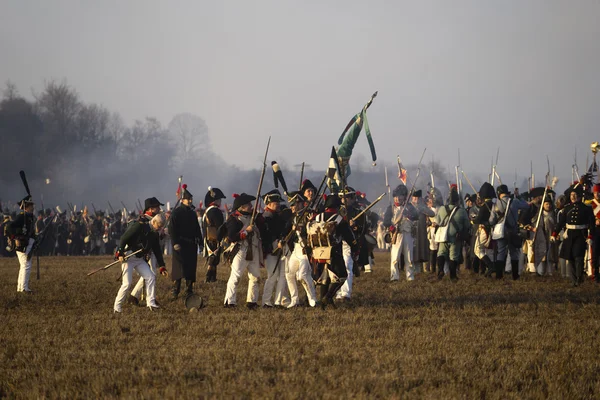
left=352, top=192, right=386, bottom=222
left=247, top=137, right=271, bottom=261
left=250, top=136, right=271, bottom=226
left=530, top=161, right=534, bottom=190
left=385, top=166, right=391, bottom=209
left=310, top=173, right=329, bottom=212
left=461, top=169, right=492, bottom=213
left=490, top=156, right=495, bottom=186
left=92, top=203, right=98, bottom=214
left=166, top=176, right=183, bottom=228
left=137, top=199, right=143, bottom=213
left=546, top=155, right=551, bottom=188
left=41, top=194, right=44, bottom=211
left=87, top=249, right=143, bottom=276
left=107, top=201, right=116, bottom=216
left=513, top=170, right=517, bottom=194
left=530, top=185, right=549, bottom=265
left=299, top=162, right=305, bottom=191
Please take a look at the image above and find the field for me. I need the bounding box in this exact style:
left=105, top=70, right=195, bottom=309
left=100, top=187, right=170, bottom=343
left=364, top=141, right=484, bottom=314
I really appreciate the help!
left=1, top=252, right=600, bottom=399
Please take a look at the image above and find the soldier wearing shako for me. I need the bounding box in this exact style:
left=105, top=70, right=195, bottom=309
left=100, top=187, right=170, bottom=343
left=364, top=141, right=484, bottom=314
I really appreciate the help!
left=308, top=194, right=357, bottom=309
left=113, top=209, right=168, bottom=313
left=6, top=196, right=36, bottom=293
left=202, top=186, right=226, bottom=283
left=283, top=191, right=318, bottom=308
left=223, top=193, right=266, bottom=309
left=552, top=184, right=595, bottom=286
left=383, top=184, right=421, bottom=281
left=170, top=185, right=203, bottom=299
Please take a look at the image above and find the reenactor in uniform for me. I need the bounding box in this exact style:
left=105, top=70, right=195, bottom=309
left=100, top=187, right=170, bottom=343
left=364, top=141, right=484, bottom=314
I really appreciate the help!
left=589, top=184, right=600, bottom=282
left=552, top=184, right=595, bottom=286
left=489, top=185, right=530, bottom=280
left=113, top=211, right=168, bottom=313
left=260, top=189, right=290, bottom=308
left=223, top=193, right=265, bottom=309
left=130, top=197, right=167, bottom=305
left=170, top=185, right=203, bottom=299
left=283, top=191, right=318, bottom=308
left=336, top=187, right=361, bottom=301
left=473, top=183, right=496, bottom=276
left=308, top=195, right=357, bottom=308
left=6, top=196, right=36, bottom=292
left=411, top=190, right=434, bottom=274
left=383, top=184, right=422, bottom=281
left=202, top=186, right=226, bottom=283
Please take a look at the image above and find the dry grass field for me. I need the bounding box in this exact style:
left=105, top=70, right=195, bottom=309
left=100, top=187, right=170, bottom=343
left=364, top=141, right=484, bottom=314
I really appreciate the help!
left=1, top=252, right=600, bottom=399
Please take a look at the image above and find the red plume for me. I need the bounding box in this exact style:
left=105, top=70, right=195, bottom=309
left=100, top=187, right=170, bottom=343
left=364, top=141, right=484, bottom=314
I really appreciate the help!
left=182, top=184, right=188, bottom=190
left=232, top=193, right=240, bottom=199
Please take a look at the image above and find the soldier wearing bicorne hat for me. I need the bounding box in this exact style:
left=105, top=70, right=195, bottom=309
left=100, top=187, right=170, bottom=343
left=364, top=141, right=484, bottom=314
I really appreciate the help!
left=6, top=196, right=36, bottom=293
left=202, top=186, right=226, bottom=283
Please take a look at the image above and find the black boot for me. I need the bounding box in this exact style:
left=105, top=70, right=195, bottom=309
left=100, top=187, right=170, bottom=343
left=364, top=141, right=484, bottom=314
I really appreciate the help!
left=511, top=260, right=520, bottom=280
left=482, top=256, right=494, bottom=277
left=449, top=260, right=458, bottom=282
left=171, top=279, right=181, bottom=300
left=496, top=261, right=504, bottom=279
left=185, top=280, right=194, bottom=298
left=472, top=257, right=480, bottom=274
left=437, top=256, right=446, bottom=280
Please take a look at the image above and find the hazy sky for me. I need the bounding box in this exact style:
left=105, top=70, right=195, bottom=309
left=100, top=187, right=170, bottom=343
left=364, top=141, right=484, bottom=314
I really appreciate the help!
left=2, top=1, right=600, bottom=187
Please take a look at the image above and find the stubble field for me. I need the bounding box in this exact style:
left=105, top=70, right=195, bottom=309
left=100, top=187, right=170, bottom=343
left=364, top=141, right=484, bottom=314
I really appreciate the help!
left=1, top=252, right=600, bottom=399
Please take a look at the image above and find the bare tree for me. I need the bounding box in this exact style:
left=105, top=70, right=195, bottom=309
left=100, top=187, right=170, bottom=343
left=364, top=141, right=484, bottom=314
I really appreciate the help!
left=34, top=79, right=81, bottom=147
left=167, top=113, right=210, bottom=162
left=2, top=81, right=19, bottom=101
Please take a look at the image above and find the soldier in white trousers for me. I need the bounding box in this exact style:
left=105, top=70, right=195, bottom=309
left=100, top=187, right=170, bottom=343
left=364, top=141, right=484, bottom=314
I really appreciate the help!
left=129, top=198, right=167, bottom=305
left=7, top=196, right=36, bottom=293
left=284, top=191, right=318, bottom=308
left=113, top=201, right=168, bottom=313
left=383, top=184, right=420, bottom=281
left=223, top=193, right=264, bottom=309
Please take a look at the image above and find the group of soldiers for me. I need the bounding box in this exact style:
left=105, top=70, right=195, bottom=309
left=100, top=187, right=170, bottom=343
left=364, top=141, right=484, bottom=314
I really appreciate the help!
left=4, top=167, right=599, bottom=310
left=379, top=173, right=597, bottom=288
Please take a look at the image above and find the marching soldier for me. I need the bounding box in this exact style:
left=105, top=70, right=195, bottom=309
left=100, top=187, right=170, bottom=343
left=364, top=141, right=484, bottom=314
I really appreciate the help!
left=261, top=189, right=290, bottom=308
left=113, top=212, right=168, bottom=313
left=223, top=193, right=265, bottom=309
left=489, top=185, right=530, bottom=280
left=433, top=187, right=470, bottom=281
left=552, top=184, right=595, bottom=286
left=6, top=196, right=36, bottom=293
left=170, top=185, right=203, bottom=299
left=283, top=191, right=318, bottom=308
left=308, top=194, right=357, bottom=308
left=336, top=187, right=359, bottom=302
left=202, top=186, right=226, bottom=283
left=383, top=184, right=421, bottom=281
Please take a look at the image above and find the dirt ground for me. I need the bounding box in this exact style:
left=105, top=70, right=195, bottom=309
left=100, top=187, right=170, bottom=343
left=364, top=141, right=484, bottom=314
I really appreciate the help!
left=1, top=252, right=600, bottom=399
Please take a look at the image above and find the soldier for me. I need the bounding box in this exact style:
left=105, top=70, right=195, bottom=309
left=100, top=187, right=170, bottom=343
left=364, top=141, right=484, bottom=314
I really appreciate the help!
left=308, top=194, right=357, bottom=308
left=261, top=189, right=290, bottom=308
left=283, top=191, right=318, bottom=308
left=383, top=184, right=421, bottom=281
left=223, top=193, right=265, bottom=309
left=411, top=190, right=434, bottom=274
left=301, top=179, right=317, bottom=204
left=202, top=186, right=226, bottom=283
left=589, top=184, right=600, bottom=282
left=6, top=196, right=36, bottom=292
left=170, top=185, right=203, bottom=299
left=130, top=197, right=167, bottom=305
left=489, top=184, right=530, bottom=280
left=552, top=184, right=595, bottom=286
left=113, top=212, right=168, bottom=313
left=433, top=187, right=470, bottom=281
left=336, top=187, right=359, bottom=302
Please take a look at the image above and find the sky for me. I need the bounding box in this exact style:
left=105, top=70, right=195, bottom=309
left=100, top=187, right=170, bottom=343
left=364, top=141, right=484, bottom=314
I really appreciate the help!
left=2, top=0, right=600, bottom=189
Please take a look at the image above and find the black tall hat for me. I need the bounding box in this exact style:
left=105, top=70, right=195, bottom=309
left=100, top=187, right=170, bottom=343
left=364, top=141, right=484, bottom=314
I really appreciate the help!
left=564, top=184, right=584, bottom=198
left=392, top=184, right=408, bottom=198
left=204, top=186, right=226, bottom=206
left=263, top=189, right=282, bottom=204
left=324, top=194, right=342, bottom=209
left=286, top=191, right=305, bottom=205
left=413, top=190, right=422, bottom=198
left=95, top=210, right=105, bottom=217
left=232, top=193, right=256, bottom=211
left=496, top=184, right=510, bottom=196
left=463, top=193, right=471, bottom=201
left=18, top=195, right=34, bottom=209
left=181, top=184, right=193, bottom=200
left=144, top=197, right=164, bottom=212
left=529, top=187, right=545, bottom=199
left=478, top=182, right=496, bottom=199
left=301, top=179, right=317, bottom=193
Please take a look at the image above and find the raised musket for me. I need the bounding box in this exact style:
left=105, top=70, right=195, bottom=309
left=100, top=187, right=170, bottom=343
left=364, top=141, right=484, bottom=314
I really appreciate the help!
left=247, top=136, right=271, bottom=261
